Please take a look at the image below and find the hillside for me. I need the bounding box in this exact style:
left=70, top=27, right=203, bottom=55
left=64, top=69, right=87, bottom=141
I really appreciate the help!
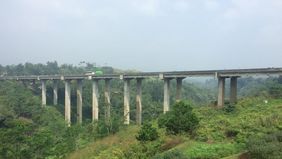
left=1, top=63, right=282, bottom=158
left=67, top=98, right=282, bottom=159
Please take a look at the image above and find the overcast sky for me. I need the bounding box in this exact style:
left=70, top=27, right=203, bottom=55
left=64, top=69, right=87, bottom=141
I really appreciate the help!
left=0, top=0, right=281, bottom=71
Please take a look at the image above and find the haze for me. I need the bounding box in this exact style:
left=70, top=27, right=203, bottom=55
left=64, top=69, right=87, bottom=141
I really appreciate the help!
left=0, top=0, right=282, bottom=71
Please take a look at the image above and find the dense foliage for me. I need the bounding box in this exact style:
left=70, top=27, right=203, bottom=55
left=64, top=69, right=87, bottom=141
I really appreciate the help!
left=158, top=101, right=199, bottom=135
left=1, top=62, right=282, bottom=158
left=136, top=122, right=159, bottom=142
left=247, top=131, right=282, bottom=159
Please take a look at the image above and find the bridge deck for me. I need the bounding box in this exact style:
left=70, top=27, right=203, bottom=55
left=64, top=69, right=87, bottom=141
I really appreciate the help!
left=0, top=67, right=282, bottom=80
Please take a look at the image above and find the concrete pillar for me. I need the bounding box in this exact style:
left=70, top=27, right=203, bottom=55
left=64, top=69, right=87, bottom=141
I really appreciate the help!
left=163, top=78, right=171, bottom=113
left=230, top=77, right=238, bottom=104
left=92, top=80, right=99, bottom=121
left=104, top=79, right=111, bottom=123
left=53, top=80, right=58, bottom=105
left=136, top=79, right=142, bottom=125
left=65, top=80, right=71, bottom=127
left=217, top=77, right=225, bottom=108
left=77, top=80, right=83, bottom=124
left=41, top=80, right=46, bottom=107
left=124, top=79, right=130, bottom=125
left=176, top=78, right=183, bottom=102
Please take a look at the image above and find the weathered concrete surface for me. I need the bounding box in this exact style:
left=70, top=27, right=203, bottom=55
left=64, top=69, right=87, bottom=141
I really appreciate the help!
left=230, top=77, right=238, bottom=104
left=217, top=77, right=225, bottom=108
left=163, top=78, right=171, bottom=113
left=53, top=80, right=58, bottom=105
left=136, top=79, right=142, bottom=125
left=65, top=80, right=71, bottom=127
left=41, top=80, right=46, bottom=107
left=77, top=80, right=83, bottom=124
left=176, top=78, right=184, bottom=101
left=104, top=79, right=111, bottom=123
left=124, top=79, right=130, bottom=124
left=92, top=80, right=99, bottom=121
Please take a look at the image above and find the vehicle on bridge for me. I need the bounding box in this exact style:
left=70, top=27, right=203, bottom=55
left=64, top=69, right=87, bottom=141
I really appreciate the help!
left=84, top=70, right=104, bottom=76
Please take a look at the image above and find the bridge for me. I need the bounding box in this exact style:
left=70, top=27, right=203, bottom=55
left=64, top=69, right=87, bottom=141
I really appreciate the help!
left=1, top=67, right=282, bottom=126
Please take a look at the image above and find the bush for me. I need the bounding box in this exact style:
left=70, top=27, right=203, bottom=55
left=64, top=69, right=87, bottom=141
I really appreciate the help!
left=158, top=101, right=199, bottom=135
left=223, top=103, right=236, bottom=113
left=152, top=149, right=188, bottom=159
left=185, top=143, right=243, bottom=159
left=124, top=141, right=162, bottom=159
left=247, top=131, right=282, bottom=159
left=136, top=122, right=159, bottom=142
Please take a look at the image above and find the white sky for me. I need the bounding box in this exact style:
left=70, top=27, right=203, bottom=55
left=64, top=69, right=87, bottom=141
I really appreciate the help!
left=0, top=0, right=282, bottom=71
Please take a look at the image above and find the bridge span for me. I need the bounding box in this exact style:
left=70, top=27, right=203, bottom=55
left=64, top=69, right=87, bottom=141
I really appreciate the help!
left=1, top=67, right=282, bottom=126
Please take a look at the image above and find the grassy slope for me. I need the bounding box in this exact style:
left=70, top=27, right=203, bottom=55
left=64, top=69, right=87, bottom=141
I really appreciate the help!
left=67, top=98, right=282, bottom=159
left=67, top=126, right=140, bottom=159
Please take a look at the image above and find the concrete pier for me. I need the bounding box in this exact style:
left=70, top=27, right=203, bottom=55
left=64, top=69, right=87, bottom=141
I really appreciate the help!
left=163, top=78, right=171, bottom=113
left=104, top=79, right=111, bottom=122
left=41, top=80, right=46, bottom=107
left=65, top=80, right=71, bottom=127
left=53, top=80, right=58, bottom=105
left=217, top=77, right=225, bottom=108
left=77, top=80, right=83, bottom=124
left=136, top=79, right=142, bottom=125
left=230, top=77, right=238, bottom=104
left=124, top=79, right=131, bottom=125
left=92, top=80, right=99, bottom=121
left=176, top=78, right=183, bottom=102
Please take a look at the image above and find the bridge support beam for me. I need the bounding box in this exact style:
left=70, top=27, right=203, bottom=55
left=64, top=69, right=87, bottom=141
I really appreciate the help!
left=217, top=77, right=225, bottom=108
left=65, top=80, right=71, bottom=127
left=92, top=80, right=99, bottom=121
left=104, top=79, right=111, bottom=123
left=77, top=80, right=83, bottom=124
left=230, top=77, right=238, bottom=104
left=176, top=78, right=184, bottom=102
left=136, top=79, right=142, bottom=125
left=163, top=78, right=171, bottom=113
left=53, top=80, right=58, bottom=105
left=41, top=80, right=47, bottom=107
left=124, top=79, right=131, bottom=125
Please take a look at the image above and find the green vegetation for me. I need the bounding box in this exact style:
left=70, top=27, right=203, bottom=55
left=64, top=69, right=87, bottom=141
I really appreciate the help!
left=184, top=142, right=243, bottom=159
left=0, top=62, right=282, bottom=158
left=247, top=131, right=282, bottom=159
left=136, top=122, right=159, bottom=142
left=158, top=101, right=199, bottom=135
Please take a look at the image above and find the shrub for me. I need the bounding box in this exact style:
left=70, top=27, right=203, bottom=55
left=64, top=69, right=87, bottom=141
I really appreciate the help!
left=124, top=141, right=162, bottom=159
left=223, top=103, right=236, bottom=113
left=247, top=131, right=282, bottom=159
left=136, top=122, right=159, bottom=142
left=152, top=149, right=188, bottom=159
left=185, top=143, right=243, bottom=159
left=158, top=101, right=199, bottom=135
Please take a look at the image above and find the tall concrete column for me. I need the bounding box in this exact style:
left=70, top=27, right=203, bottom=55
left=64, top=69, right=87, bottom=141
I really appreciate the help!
left=77, top=80, right=83, bottom=124
left=176, top=78, right=183, bottom=102
left=230, top=77, right=238, bottom=104
left=65, top=80, right=71, bottom=127
left=41, top=80, right=47, bottom=107
left=53, top=80, right=58, bottom=105
left=92, top=80, right=99, bottom=121
left=163, top=78, right=171, bottom=113
left=136, top=79, right=142, bottom=125
left=217, top=77, right=225, bottom=108
left=124, top=79, right=130, bottom=125
left=104, top=79, right=111, bottom=123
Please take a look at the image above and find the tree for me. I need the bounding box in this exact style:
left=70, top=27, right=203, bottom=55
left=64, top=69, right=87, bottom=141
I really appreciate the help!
left=158, top=101, right=199, bottom=135
left=136, top=122, right=159, bottom=142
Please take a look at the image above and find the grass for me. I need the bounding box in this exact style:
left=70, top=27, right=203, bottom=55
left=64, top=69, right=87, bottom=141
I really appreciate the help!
left=67, top=126, right=139, bottom=159
left=67, top=97, right=282, bottom=159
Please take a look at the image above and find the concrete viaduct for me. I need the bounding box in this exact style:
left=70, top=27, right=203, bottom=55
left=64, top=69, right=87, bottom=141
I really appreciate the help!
left=1, top=68, right=282, bottom=126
